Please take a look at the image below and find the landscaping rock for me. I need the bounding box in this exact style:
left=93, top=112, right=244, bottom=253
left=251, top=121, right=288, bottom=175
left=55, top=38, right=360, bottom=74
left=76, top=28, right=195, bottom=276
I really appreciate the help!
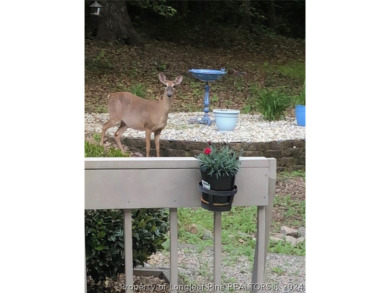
left=298, top=227, right=306, bottom=237
left=270, top=236, right=283, bottom=242
left=185, top=224, right=198, bottom=234
left=270, top=233, right=286, bottom=240
left=281, top=226, right=299, bottom=237
left=285, top=236, right=297, bottom=247
left=202, top=229, right=213, bottom=240
left=296, top=237, right=305, bottom=244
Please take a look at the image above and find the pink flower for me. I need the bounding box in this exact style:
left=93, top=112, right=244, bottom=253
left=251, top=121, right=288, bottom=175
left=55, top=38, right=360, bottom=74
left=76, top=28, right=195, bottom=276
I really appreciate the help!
left=204, top=147, right=212, bottom=155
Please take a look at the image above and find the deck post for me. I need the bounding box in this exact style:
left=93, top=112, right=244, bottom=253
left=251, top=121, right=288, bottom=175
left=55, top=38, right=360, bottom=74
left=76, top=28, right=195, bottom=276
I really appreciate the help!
left=124, top=209, right=133, bottom=293
left=214, top=211, right=222, bottom=292
left=169, top=208, right=178, bottom=293
left=251, top=206, right=266, bottom=292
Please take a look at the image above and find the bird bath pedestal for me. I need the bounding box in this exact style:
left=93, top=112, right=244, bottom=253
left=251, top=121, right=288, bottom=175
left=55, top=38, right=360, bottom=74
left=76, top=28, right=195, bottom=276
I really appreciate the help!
left=188, top=68, right=227, bottom=125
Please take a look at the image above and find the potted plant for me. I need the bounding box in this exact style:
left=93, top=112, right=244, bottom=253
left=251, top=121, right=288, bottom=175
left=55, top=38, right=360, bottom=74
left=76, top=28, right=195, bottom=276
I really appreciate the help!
left=294, top=84, right=305, bottom=126
left=196, top=143, right=241, bottom=212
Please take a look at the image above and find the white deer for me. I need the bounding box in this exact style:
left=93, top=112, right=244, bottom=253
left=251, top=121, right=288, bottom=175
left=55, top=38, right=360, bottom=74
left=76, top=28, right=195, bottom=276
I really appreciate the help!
left=100, top=73, right=183, bottom=156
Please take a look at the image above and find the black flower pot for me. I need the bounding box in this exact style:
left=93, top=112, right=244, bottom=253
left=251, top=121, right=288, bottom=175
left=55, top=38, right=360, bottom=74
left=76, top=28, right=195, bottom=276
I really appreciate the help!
left=198, top=171, right=238, bottom=212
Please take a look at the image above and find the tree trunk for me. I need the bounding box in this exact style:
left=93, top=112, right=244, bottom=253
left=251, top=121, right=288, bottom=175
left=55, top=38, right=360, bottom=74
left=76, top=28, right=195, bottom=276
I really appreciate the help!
left=95, top=0, right=142, bottom=46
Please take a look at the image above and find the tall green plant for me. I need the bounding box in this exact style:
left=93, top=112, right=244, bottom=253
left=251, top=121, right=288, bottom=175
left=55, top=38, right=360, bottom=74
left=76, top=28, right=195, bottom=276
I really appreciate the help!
left=249, top=86, right=291, bottom=121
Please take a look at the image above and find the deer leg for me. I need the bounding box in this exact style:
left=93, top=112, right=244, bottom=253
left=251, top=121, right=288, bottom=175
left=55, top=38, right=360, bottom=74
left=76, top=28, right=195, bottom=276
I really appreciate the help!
left=145, top=129, right=152, bottom=157
left=154, top=130, right=162, bottom=157
left=114, top=121, right=128, bottom=154
left=101, top=118, right=120, bottom=146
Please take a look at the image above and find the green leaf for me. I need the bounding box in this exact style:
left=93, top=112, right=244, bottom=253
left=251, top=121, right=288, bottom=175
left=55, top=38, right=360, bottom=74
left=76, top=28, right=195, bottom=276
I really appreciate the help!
left=95, top=245, right=106, bottom=251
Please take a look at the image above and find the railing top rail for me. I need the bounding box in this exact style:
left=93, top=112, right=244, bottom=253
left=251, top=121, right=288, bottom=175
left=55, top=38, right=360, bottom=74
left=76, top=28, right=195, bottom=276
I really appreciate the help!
left=85, top=157, right=275, bottom=209
left=85, top=157, right=271, bottom=169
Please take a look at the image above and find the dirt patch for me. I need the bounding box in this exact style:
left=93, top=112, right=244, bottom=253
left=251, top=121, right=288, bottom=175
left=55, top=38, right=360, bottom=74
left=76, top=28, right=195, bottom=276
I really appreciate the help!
left=272, top=175, right=305, bottom=232
left=276, top=176, right=305, bottom=200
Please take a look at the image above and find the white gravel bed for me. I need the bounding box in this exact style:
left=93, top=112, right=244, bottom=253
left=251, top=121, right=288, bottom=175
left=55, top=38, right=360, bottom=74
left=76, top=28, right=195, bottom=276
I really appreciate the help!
left=147, top=246, right=305, bottom=293
left=85, top=112, right=305, bottom=142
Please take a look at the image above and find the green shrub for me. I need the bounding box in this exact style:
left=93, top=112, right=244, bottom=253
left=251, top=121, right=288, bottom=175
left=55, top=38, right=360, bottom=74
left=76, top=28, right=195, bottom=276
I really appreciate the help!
left=85, top=210, right=125, bottom=282
left=85, top=141, right=124, bottom=157
left=249, top=86, right=291, bottom=121
left=85, top=141, right=169, bottom=282
left=85, top=209, right=169, bottom=282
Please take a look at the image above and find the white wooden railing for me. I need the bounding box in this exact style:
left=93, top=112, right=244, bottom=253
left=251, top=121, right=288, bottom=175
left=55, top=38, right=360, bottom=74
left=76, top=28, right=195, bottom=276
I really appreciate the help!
left=85, top=157, right=276, bottom=292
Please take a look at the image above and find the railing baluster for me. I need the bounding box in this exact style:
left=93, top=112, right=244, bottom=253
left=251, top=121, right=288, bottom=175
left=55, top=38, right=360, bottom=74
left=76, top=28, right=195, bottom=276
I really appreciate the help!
left=169, top=208, right=178, bottom=293
left=124, top=209, right=133, bottom=293
left=251, top=206, right=266, bottom=292
left=214, top=211, right=222, bottom=292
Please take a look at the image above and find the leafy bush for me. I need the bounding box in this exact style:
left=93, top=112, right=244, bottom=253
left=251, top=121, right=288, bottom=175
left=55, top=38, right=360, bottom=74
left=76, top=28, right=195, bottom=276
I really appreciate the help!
left=85, top=209, right=169, bottom=282
left=85, top=141, right=125, bottom=157
left=85, top=210, right=125, bottom=282
left=85, top=141, right=169, bottom=282
left=249, top=86, right=291, bottom=121
left=131, top=209, right=169, bottom=267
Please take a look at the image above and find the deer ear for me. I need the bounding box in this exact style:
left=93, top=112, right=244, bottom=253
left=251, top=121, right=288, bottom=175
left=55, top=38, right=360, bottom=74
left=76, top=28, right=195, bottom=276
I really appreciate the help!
left=158, top=73, right=167, bottom=85
left=174, top=75, right=183, bottom=85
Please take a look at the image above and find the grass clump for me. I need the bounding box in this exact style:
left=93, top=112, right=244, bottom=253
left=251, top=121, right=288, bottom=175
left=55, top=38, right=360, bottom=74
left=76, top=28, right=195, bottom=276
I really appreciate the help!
left=115, top=83, right=147, bottom=98
left=247, top=86, right=291, bottom=120
left=277, top=61, right=305, bottom=82
left=268, top=239, right=305, bottom=256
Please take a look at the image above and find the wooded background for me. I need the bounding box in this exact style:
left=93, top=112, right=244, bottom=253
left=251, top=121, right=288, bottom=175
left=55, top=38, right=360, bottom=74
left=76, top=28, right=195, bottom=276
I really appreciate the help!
left=85, top=0, right=305, bottom=46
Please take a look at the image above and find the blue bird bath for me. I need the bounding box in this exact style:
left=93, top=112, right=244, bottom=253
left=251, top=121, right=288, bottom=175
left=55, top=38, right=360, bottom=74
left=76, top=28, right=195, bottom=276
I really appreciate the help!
left=189, top=69, right=226, bottom=82
left=188, top=68, right=227, bottom=125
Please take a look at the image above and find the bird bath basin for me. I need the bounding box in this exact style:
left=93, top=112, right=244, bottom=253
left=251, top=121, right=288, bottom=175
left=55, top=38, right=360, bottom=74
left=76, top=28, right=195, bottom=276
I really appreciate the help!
left=188, top=68, right=227, bottom=125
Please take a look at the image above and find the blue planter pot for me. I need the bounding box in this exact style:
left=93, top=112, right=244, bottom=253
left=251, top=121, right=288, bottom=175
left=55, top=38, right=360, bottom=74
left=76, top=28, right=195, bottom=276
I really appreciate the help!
left=295, top=105, right=306, bottom=126
left=213, top=109, right=240, bottom=131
